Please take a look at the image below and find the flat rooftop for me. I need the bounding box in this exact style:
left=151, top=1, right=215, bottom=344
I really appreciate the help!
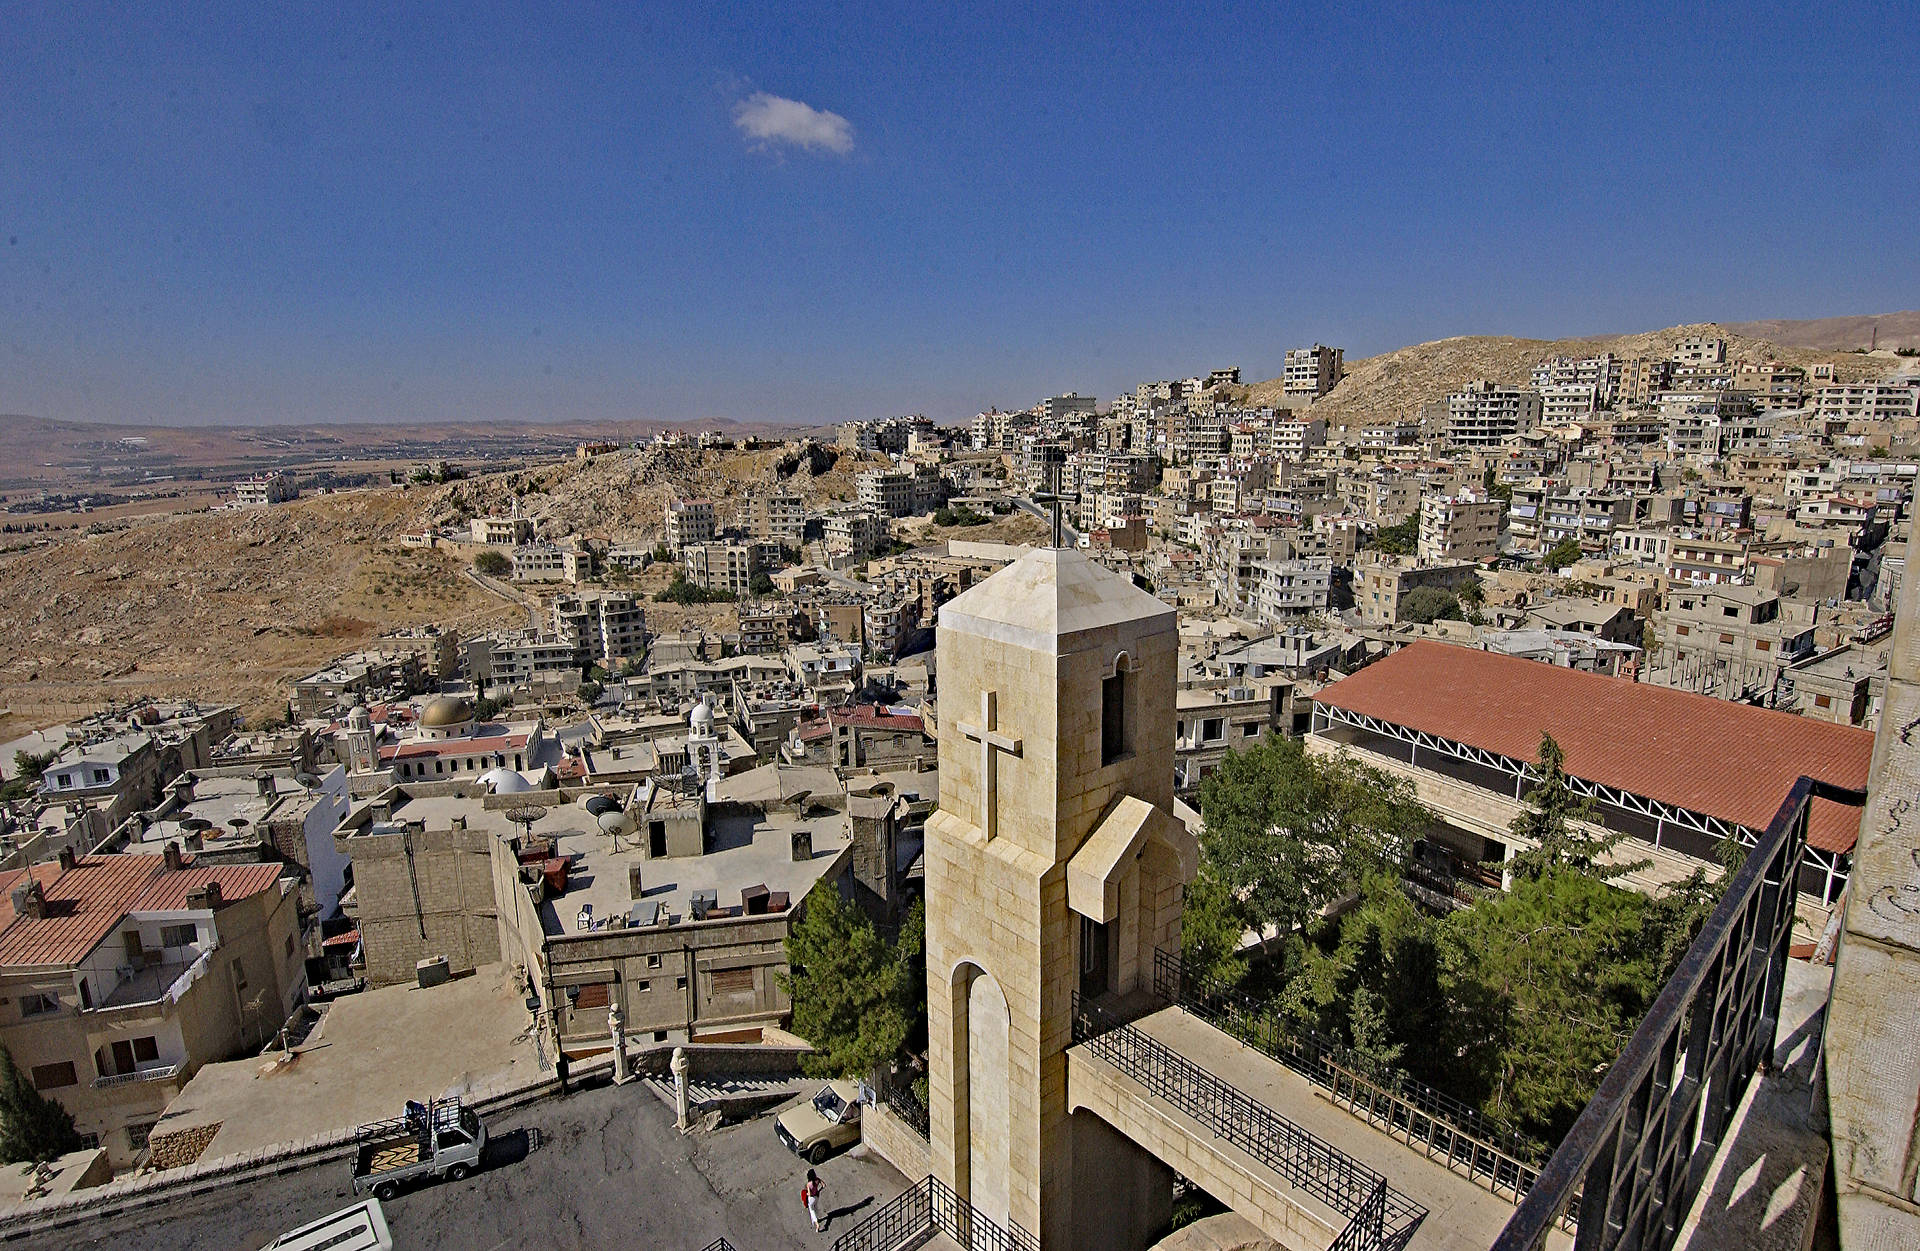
left=149, top=962, right=540, bottom=1162
left=540, top=805, right=849, bottom=935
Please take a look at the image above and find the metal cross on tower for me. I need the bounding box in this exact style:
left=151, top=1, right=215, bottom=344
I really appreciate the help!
left=956, top=689, right=1023, bottom=840
left=1034, top=460, right=1066, bottom=548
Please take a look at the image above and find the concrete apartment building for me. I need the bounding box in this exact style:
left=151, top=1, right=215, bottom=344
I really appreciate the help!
left=825, top=507, right=889, bottom=562
left=292, top=651, right=428, bottom=720
left=1814, top=383, right=1920, bottom=422
left=1446, top=380, right=1542, bottom=447
left=1672, top=335, right=1727, bottom=365
left=747, top=491, right=806, bottom=546
left=469, top=512, right=534, bottom=546
left=1353, top=555, right=1480, bottom=626
left=1660, top=390, right=1757, bottom=458
left=1538, top=383, right=1599, bottom=423
left=1417, top=491, right=1502, bottom=562
left=1653, top=584, right=1817, bottom=700
left=551, top=592, right=649, bottom=667
left=684, top=542, right=769, bottom=597
left=231, top=473, right=296, bottom=507
left=510, top=542, right=588, bottom=584
left=857, top=466, right=945, bottom=518
left=1777, top=645, right=1877, bottom=727
left=1174, top=683, right=1287, bottom=792
left=1246, top=558, right=1332, bottom=623
left=466, top=632, right=586, bottom=691
left=664, top=497, right=716, bottom=552
left=1308, top=640, right=1868, bottom=915
left=1616, top=356, right=1675, bottom=404
left=1530, top=352, right=1621, bottom=403
left=0, top=849, right=304, bottom=1165
left=1282, top=344, right=1343, bottom=397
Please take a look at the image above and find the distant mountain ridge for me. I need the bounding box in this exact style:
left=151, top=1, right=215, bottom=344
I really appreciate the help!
left=1722, top=312, right=1920, bottom=353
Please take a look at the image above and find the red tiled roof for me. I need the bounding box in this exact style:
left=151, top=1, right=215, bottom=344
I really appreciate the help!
left=1808, top=797, right=1864, bottom=855
left=0, top=854, right=285, bottom=968
left=827, top=705, right=926, bottom=733
left=321, top=928, right=362, bottom=948
left=1314, top=641, right=1872, bottom=833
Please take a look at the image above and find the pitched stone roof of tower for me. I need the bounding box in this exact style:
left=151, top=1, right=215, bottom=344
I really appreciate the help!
left=938, top=547, right=1173, bottom=650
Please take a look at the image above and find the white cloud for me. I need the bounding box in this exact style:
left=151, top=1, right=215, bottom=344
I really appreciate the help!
left=732, top=92, right=854, bottom=156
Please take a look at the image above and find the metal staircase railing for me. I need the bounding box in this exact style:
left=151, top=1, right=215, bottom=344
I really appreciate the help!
left=832, top=1174, right=1037, bottom=1251
left=1072, top=994, right=1426, bottom=1251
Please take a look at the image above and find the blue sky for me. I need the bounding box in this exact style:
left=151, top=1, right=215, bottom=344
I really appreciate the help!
left=2, top=3, right=1915, bottom=427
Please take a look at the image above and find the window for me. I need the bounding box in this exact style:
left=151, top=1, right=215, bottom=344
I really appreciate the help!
left=160, top=923, right=197, bottom=948
left=1244, top=722, right=1261, bottom=738
left=675, top=976, right=688, bottom=990
left=1101, top=669, right=1127, bottom=765
left=1719, top=633, right=1734, bottom=645
left=91, top=768, right=110, bottom=785
left=20, top=991, right=59, bottom=1018
left=31, top=1062, right=77, bottom=1090
left=646, top=953, right=663, bottom=970
left=1676, top=625, right=1691, bottom=637
left=636, top=979, right=651, bottom=993
left=573, top=983, right=610, bottom=1010
left=232, top=960, right=248, bottom=991
left=133, top=1036, right=159, bottom=1063
left=1756, top=640, right=1771, bottom=652
left=1201, top=718, right=1224, bottom=743
left=127, top=1122, right=156, bottom=1152
left=1816, top=694, right=1832, bottom=709
left=1722, top=606, right=1738, bottom=618
left=710, top=968, right=754, bottom=995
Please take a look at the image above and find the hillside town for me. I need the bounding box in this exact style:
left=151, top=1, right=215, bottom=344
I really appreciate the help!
left=0, top=326, right=1916, bottom=1248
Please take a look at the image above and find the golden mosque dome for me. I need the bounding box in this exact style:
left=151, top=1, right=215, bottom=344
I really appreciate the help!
left=419, top=695, right=474, bottom=729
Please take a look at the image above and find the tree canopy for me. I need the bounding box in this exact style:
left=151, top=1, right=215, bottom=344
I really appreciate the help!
left=1505, top=733, right=1648, bottom=883
left=472, top=550, right=511, bottom=577
left=1399, top=586, right=1462, bottom=624
left=1543, top=538, right=1584, bottom=571
left=781, top=892, right=925, bottom=1078
left=1194, top=737, right=1430, bottom=944
left=1371, top=516, right=1418, bottom=555
left=0, top=1047, right=81, bottom=1164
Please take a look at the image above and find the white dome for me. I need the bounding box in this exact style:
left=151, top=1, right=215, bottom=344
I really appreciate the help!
left=689, top=697, right=715, bottom=734
left=480, top=768, right=531, bottom=795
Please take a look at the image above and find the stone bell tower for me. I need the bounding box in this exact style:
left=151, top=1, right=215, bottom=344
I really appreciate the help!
left=925, top=546, right=1197, bottom=1249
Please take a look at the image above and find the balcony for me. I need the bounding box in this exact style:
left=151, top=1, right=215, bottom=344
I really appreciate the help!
left=88, top=947, right=218, bottom=1014
left=92, top=1062, right=184, bottom=1090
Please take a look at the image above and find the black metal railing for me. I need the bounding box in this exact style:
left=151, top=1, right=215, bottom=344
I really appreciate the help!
left=1153, top=946, right=1552, bottom=1211
left=1072, top=994, right=1426, bottom=1251
left=832, top=1174, right=1038, bottom=1251
left=868, top=1063, right=930, bottom=1140
left=1154, top=947, right=1534, bottom=1161
left=1489, top=774, right=1824, bottom=1251
left=698, top=1240, right=736, bottom=1251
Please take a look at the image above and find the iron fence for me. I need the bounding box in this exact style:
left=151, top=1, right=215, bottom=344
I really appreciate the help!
left=868, top=1064, right=930, bottom=1141
left=1072, top=994, right=1426, bottom=1251
left=1153, top=947, right=1534, bottom=1161
left=1488, top=775, right=1826, bottom=1251
left=832, top=1174, right=1038, bottom=1251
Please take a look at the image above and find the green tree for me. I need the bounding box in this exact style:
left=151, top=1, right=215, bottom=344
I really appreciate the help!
left=1372, top=515, right=1418, bottom=555
left=1180, top=868, right=1251, bottom=988
left=577, top=680, right=603, bottom=704
left=1457, top=578, right=1485, bottom=607
left=11, top=751, right=54, bottom=783
left=1399, top=586, right=1462, bottom=624
left=0, top=1046, right=82, bottom=1164
left=472, top=550, right=511, bottom=577
left=749, top=571, right=776, bottom=596
left=1506, top=733, right=1648, bottom=883
left=1543, top=538, right=1583, bottom=571
left=1440, top=871, right=1661, bottom=1148
left=1194, top=737, right=1430, bottom=943
left=781, top=892, right=924, bottom=1078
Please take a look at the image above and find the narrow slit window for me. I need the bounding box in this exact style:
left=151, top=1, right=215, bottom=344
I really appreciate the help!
left=1101, top=669, right=1127, bottom=765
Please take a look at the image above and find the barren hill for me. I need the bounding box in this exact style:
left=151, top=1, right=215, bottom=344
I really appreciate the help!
left=0, top=442, right=895, bottom=736
left=1242, top=322, right=1894, bottom=426
left=1723, top=312, right=1920, bottom=353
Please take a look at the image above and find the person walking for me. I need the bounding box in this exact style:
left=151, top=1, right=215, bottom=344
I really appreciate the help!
left=801, top=1167, right=825, bottom=1232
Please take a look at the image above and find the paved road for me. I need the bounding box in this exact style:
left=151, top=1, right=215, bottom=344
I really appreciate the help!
left=31, top=1080, right=909, bottom=1251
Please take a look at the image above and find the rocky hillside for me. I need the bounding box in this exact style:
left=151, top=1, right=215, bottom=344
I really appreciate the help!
left=0, top=490, right=516, bottom=735
left=416, top=441, right=891, bottom=543
left=1242, top=322, right=1894, bottom=426
left=0, top=442, right=897, bottom=735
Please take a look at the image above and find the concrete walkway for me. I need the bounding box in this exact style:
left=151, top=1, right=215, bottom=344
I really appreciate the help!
left=1125, top=1008, right=1565, bottom=1251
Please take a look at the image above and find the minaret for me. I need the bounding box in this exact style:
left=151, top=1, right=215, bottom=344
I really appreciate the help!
left=925, top=543, right=1197, bottom=1249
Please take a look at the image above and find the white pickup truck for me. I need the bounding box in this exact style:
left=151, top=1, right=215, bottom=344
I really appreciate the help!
left=350, top=1099, right=487, bottom=1201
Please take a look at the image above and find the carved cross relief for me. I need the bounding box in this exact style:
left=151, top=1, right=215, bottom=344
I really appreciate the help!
left=958, top=689, right=1023, bottom=839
